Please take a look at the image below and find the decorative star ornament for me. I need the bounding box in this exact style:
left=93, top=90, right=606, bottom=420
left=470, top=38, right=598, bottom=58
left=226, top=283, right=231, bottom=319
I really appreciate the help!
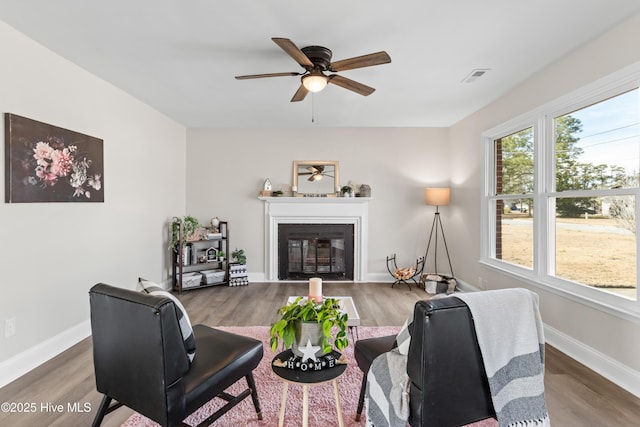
left=299, top=338, right=321, bottom=362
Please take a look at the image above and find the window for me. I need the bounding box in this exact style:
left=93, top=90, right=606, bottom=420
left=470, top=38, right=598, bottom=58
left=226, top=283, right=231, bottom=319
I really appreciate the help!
left=494, top=128, right=534, bottom=268
left=482, top=64, right=640, bottom=315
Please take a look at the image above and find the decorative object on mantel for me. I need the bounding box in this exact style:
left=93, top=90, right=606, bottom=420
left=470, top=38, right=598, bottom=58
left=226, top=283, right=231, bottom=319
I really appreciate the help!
left=423, top=187, right=454, bottom=278
left=259, top=178, right=273, bottom=197
left=340, top=185, right=353, bottom=197
left=280, top=183, right=293, bottom=197
left=359, top=184, right=371, bottom=197
left=5, top=113, right=104, bottom=203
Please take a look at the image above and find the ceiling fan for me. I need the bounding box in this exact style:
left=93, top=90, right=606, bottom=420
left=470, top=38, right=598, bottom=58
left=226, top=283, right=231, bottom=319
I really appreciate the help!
left=235, top=37, right=391, bottom=102
left=298, top=165, right=334, bottom=181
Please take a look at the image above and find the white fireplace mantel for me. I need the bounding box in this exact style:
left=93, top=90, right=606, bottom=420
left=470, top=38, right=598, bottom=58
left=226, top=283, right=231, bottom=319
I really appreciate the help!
left=260, top=197, right=371, bottom=281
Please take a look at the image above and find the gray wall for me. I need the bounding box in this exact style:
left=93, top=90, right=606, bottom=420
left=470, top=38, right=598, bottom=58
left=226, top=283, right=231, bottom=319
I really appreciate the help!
left=0, top=20, right=187, bottom=383
left=448, top=14, right=640, bottom=395
left=186, top=127, right=450, bottom=280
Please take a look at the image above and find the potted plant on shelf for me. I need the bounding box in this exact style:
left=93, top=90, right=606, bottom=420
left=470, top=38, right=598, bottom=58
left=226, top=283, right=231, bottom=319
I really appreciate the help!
left=270, top=297, right=349, bottom=357
left=216, top=250, right=225, bottom=262
left=232, top=248, right=246, bottom=265
left=170, top=215, right=200, bottom=249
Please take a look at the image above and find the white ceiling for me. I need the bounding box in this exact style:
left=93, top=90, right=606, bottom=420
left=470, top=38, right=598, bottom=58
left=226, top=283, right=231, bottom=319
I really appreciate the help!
left=1, top=1, right=639, bottom=128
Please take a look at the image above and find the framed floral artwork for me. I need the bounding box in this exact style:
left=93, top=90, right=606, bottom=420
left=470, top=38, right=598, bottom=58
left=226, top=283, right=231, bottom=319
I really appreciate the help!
left=4, top=113, right=104, bottom=203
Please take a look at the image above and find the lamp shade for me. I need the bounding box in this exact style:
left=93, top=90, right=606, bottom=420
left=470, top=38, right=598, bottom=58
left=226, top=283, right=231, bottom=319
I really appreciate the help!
left=302, top=71, right=328, bottom=93
left=425, top=187, right=450, bottom=206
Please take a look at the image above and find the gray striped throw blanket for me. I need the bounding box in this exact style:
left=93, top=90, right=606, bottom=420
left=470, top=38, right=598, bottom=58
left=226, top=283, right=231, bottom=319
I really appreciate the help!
left=366, top=289, right=550, bottom=427
left=365, top=317, right=412, bottom=426
left=456, top=289, right=550, bottom=427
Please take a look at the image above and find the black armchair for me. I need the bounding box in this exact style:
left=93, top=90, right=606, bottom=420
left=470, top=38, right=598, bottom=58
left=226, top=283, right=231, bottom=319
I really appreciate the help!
left=355, top=296, right=494, bottom=426
left=89, top=283, right=263, bottom=427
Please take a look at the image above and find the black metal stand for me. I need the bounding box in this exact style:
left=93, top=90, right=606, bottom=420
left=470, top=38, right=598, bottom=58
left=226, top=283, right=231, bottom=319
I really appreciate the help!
left=424, top=207, right=454, bottom=277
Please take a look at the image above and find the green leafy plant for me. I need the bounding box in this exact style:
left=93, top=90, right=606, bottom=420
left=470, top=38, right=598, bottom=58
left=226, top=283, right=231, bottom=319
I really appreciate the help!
left=269, top=297, right=349, bottom=354
left=170, top=215, right=200, bottom=249
left=216, top=250, right=225, bottom=259
left=340, top=185, right=353, bottom=195
left=232, top=248, right=247, bottom=264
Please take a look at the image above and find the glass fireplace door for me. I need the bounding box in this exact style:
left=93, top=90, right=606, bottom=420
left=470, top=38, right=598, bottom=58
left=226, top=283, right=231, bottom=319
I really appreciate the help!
left=287, top=238, right=345, bottom=276
left=279, top=223, right=354, bottom=280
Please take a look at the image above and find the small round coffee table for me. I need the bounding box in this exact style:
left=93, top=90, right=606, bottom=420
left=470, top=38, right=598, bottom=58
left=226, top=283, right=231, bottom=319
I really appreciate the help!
left=271, top=349, right=347, bottom=427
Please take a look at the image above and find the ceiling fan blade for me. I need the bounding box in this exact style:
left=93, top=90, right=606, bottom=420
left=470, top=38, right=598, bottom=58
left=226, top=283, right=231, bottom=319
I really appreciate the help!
left=272, top=38, right=314, bottom=68
left=290, top=84, right=309, bottom=102
left=235, top=72, right=300, bottom=80
left=330, top=51, right=391, bottom=72
left=328, top=75, right=375, bottom=96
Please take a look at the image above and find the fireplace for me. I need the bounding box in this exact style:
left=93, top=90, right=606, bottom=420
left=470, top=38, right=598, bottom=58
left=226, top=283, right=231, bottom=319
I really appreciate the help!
left=260, top=197, right=370, bottom=281
left=278, top=224, right=354, bottom=280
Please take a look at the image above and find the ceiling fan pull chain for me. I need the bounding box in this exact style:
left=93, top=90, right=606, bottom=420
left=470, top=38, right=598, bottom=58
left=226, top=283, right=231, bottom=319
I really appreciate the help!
left=311, top=93, right=318, bottom=124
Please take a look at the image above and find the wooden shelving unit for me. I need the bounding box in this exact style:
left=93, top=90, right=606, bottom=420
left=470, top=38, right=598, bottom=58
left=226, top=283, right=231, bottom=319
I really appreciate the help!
left=172, top=221, right=229, bottom=292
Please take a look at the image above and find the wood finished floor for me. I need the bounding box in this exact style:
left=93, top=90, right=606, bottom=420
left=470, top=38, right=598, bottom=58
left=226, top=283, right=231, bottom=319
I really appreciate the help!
left=0, top=282, right=639, bottom=426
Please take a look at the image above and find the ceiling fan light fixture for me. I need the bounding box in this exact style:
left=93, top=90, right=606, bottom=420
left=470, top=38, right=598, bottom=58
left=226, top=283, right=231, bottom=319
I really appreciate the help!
left=302, top=71, right=328, bottom=93
left=236, top=38, right=391, bottom=102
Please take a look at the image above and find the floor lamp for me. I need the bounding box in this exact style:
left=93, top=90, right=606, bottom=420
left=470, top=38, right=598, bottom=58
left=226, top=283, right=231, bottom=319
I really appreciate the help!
left=424, top=187, right=454, bottom=277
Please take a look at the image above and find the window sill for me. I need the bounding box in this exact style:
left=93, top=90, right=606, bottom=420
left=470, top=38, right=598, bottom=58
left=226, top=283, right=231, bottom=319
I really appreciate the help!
left=479, top=258, right=640, bottom=325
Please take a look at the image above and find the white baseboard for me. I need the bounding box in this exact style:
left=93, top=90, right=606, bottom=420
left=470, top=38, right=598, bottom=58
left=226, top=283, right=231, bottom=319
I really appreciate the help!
left=248, top=272, right=390, bottom=282
left=248, top=272, right=265, bottom=282
left=544, top=324, right=640, bottom=398
left=0, top=320, right=91, bottom=389
left=366, top=272, right=392, bottom=282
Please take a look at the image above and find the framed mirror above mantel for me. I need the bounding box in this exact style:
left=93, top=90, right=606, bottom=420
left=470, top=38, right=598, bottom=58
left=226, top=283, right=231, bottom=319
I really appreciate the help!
left=292, top=160, right=339, bottom=196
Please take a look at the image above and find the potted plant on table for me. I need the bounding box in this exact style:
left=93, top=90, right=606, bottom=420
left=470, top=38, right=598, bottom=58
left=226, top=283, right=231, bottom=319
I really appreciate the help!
left=270, top=297, right=349, bottom=357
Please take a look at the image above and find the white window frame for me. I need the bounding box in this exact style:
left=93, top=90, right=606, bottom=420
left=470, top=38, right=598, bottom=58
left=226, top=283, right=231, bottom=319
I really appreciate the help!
left=480, top=62, right=640, bottom=322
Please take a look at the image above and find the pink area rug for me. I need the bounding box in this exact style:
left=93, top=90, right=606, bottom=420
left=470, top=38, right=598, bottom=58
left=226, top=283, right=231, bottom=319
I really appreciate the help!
left=122, top=326, right=497, bottom=427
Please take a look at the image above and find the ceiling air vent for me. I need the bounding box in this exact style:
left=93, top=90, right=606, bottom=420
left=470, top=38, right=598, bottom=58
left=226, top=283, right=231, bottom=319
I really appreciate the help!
left=461, top=69, right=490, bottom=83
